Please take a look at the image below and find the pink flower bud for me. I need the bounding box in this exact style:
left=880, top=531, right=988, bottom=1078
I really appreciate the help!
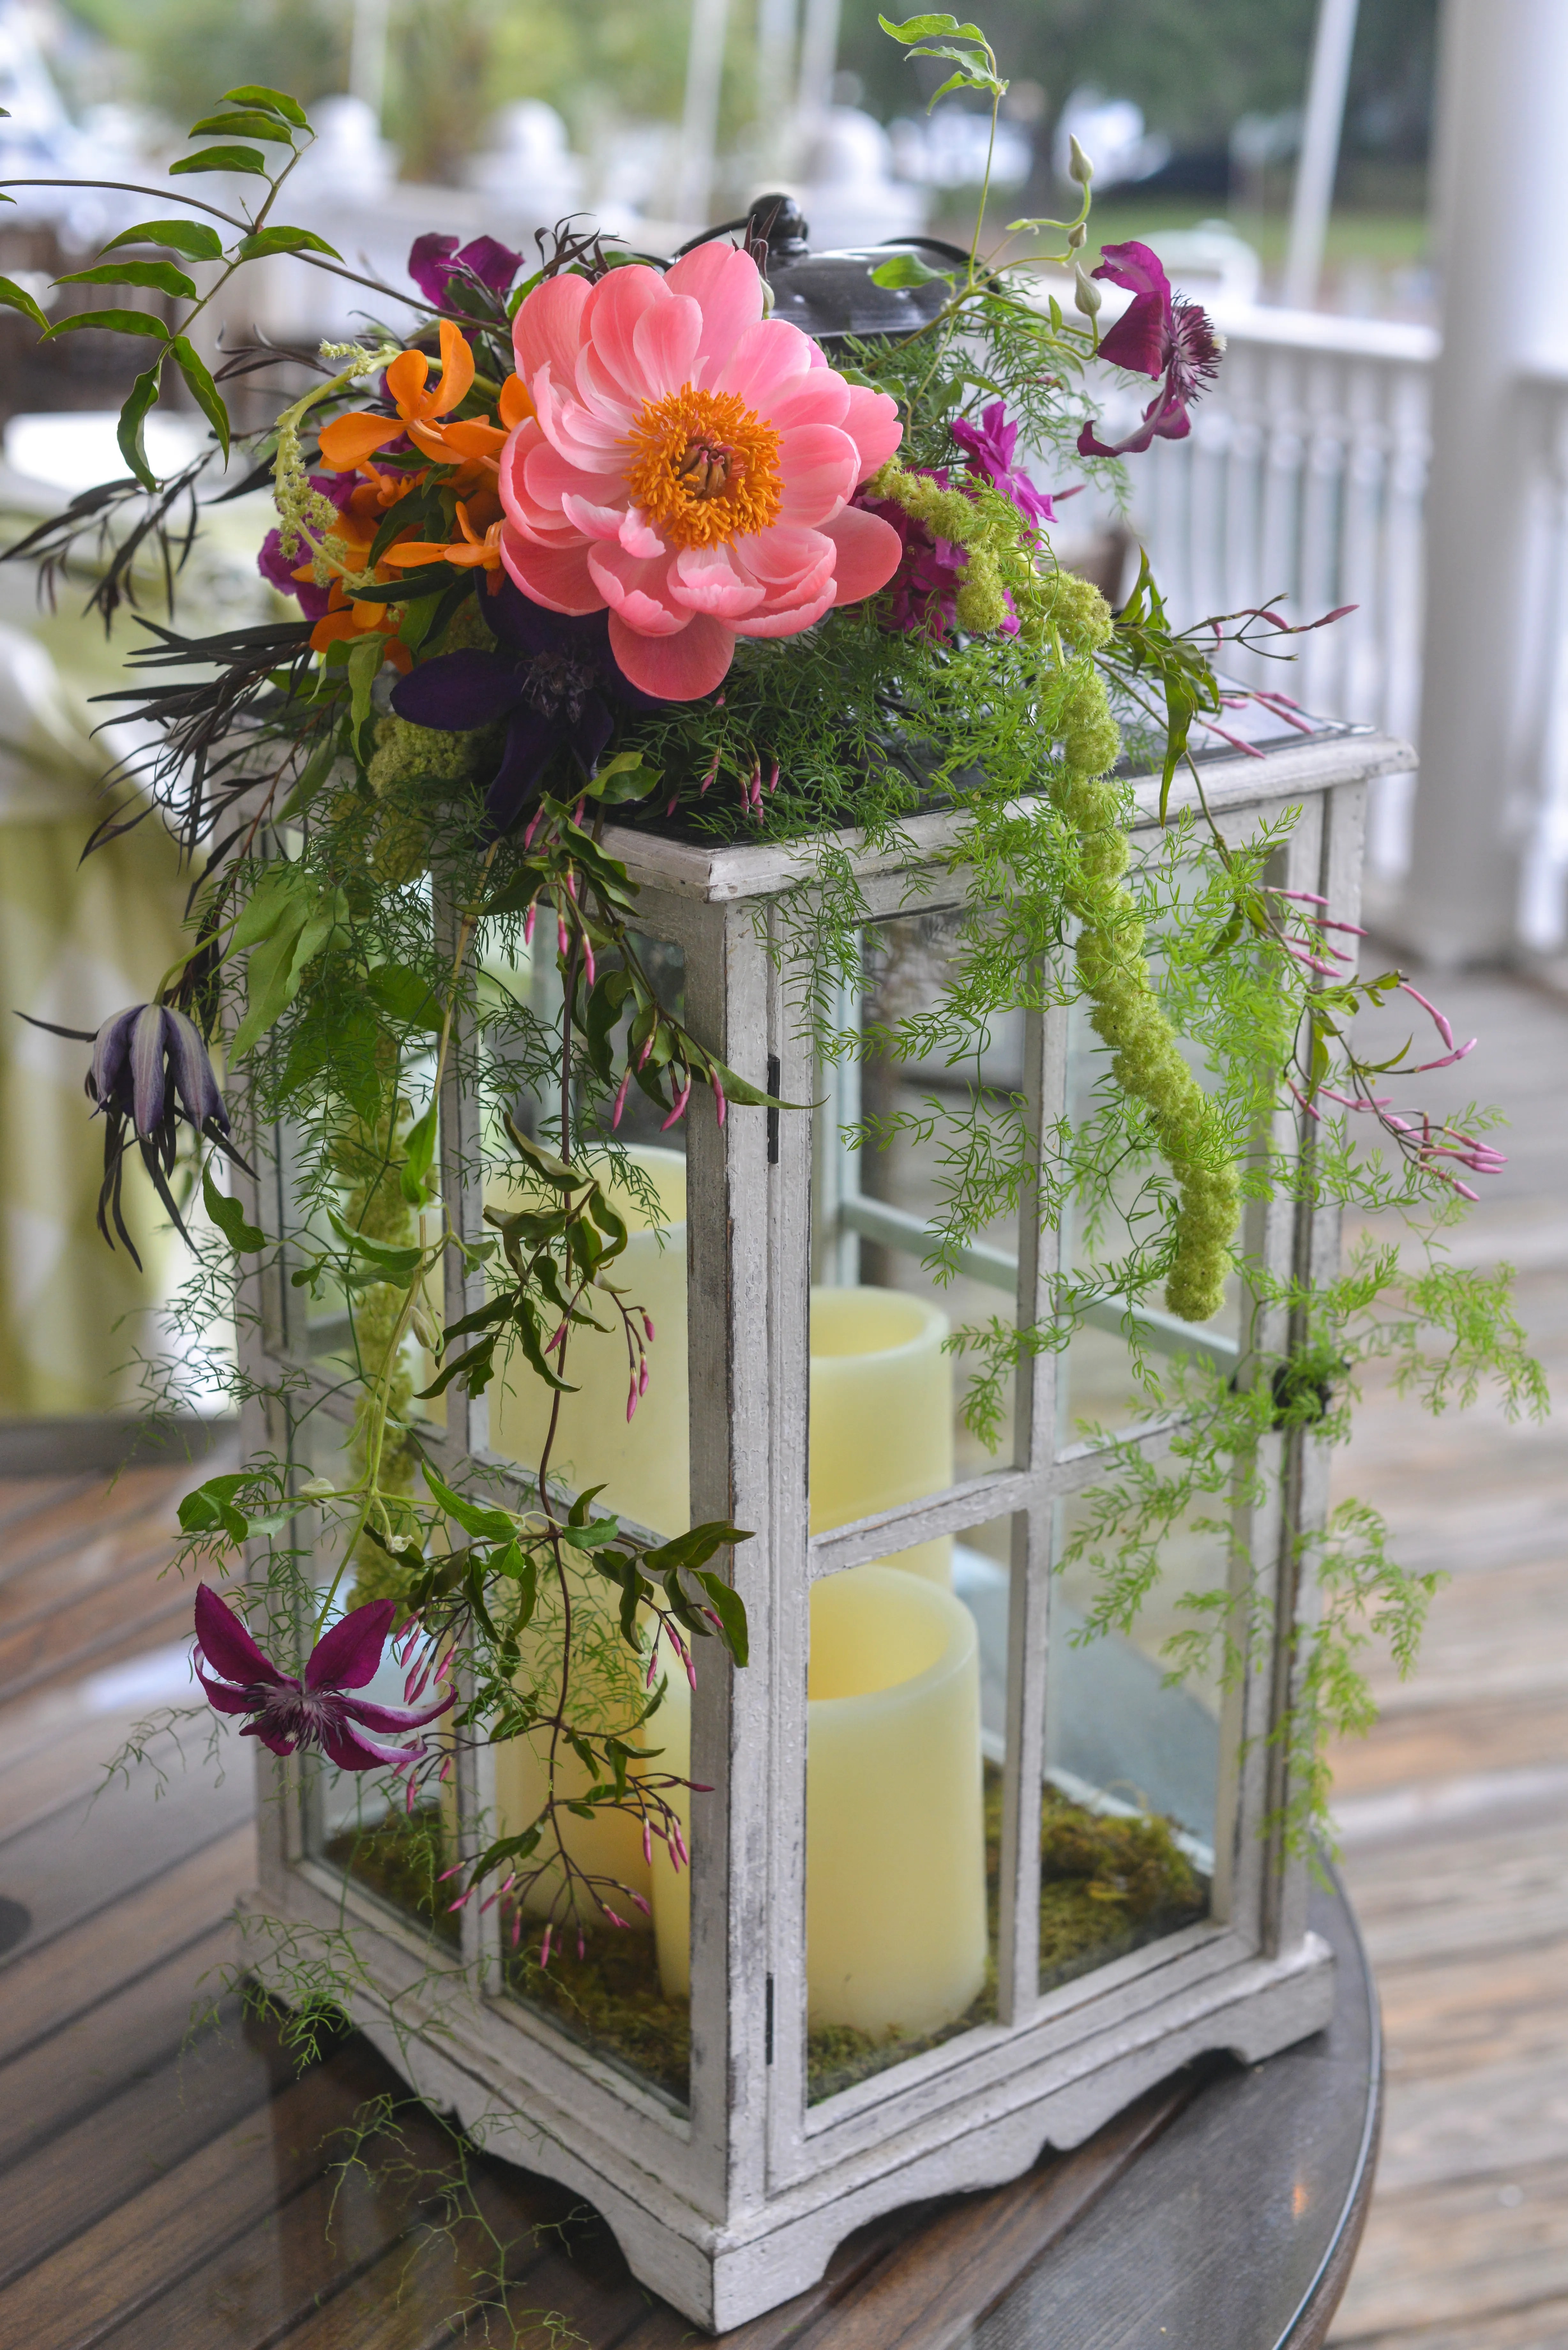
left=712, top=1073, right=727, bottom=1128
left=540, top=1925, right=552, bottom=1967
left=523, top=901, right=537, bottom=947
left=642, top=1311, right=655, bottom=1342
left=643, top=1819, right=653, bottom=1865
left=638, top=1356, right=649, bottom=1396
left=630, top=1892, right=651, bottom=1916
left=612, top=1068, right=632, bottom=1128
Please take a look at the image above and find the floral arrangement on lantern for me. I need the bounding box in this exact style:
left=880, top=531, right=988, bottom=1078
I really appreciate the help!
left=0, top=10, right=1544, bottom=2304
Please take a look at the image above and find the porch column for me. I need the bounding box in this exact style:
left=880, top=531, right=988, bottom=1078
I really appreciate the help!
left=1398, top=0, right=1568, bottom=962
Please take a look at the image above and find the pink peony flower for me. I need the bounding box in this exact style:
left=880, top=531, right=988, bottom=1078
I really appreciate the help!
left=496, top=241, right=906, bottom=700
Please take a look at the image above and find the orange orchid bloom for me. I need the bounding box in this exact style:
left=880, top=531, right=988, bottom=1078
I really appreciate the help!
left=380, top=497, right=507, bottom=588
left=308, top=580, right=414, bottom=669
left=318, top=325, right=533, bottom=476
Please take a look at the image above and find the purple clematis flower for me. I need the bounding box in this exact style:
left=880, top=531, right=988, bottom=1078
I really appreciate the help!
left=951, top=401, right=1055, bottom=527
left=409, top=232, right=523, bottom=310
left=1077, top=241, right=1222, bottom=459
left=193, top=1584, right=454, bottom=1772
left=390, top=575, right=660, bottom=837
left=16, top=998, right=247, bottom=1266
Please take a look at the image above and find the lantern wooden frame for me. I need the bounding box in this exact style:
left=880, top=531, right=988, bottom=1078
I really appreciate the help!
left=237, top=725, right=1409, bottom=2331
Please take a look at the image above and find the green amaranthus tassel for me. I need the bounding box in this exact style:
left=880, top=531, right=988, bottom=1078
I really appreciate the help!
left=1029, top=571, right=1240, bottom=1323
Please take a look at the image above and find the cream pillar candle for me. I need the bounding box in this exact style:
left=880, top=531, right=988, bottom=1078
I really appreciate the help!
left=652, top=1565, right=986, bottom=2039
left=810, top=1286, right=954, bottom=1585
left=486, top=1147, right=687, bottom=1923
left=489, top=1145, right=690, bottom=1539
left=490, top=1553, right=656, bottom=1928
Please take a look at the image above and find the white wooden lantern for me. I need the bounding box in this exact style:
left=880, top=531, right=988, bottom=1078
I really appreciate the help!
left=240, top=722, right=1407, bottom=2331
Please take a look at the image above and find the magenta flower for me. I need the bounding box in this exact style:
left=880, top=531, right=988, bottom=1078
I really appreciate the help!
left=258, top=472, right=354, bottom=621
left=497, top=239, right=905, bottom=699
left=950, top=401, right=1055, bottom=527
left=1077, top=241, right=1221, bottom=460
left=193, top=1585, right=454, bottom=1772
left=854, top=475, right=1020, bottom=642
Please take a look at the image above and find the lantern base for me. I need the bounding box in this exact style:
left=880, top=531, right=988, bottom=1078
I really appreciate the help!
left=239, top=1879, right=1333, bottom=2333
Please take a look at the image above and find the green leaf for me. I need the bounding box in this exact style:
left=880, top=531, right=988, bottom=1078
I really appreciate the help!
left=102, top=218, right=226, bottom=262
left=509, top=1126, right=581, bottom=1192
left=202, top=1164, right=266, bottom=1252
left=236, top=224, right=343, bottom=262
left=0, top=276, right=49, bottom=332
left=178, top=1471, right=252, bottom=1544
left=870, top=253, right=953, bottom=290
left=398, top=1101, right=439, bottom=1208
left=416, top=1335, right=499, bottom=1400
left=643, top=1521, right=752, bottom=1577
left=582, top=750, right=661, bottom=805
left=116, top=362, right=164, bottom=491
left=275, top=732, right=338, bottom=822
left=346, top=629, right=382, bottom=746
left=222, top=84, right=310, bottom=128
left=692, top=1569, right=750, bottom=1666
left=169, top=146, right=269, bottom=178
left=878, top=11, right=987, bottom=39
left=187, top=109, right=298, bottom=143
left=365, top=961, right=446, bottom=1034
left=422, top=1462, right=517, bottom=1542
left=560, top=1515, right=623, bottom=1552
left=170, top=334, right=230, bottom=459
left=56, top=259, right=198, bottom=300
left=42, top=308, right=171, bottom=343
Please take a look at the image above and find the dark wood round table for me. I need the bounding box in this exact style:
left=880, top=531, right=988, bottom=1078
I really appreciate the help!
left=966, top=1867, right=1381, bottom=2350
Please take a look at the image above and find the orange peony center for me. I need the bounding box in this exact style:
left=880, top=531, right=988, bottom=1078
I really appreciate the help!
left=623, top=384, right=782, bottom=549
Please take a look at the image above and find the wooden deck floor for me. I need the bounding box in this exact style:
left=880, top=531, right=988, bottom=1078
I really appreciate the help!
left=1324, top=964, right=1568, bottom=2349
left=0, top=961, right=1561, bottom=2346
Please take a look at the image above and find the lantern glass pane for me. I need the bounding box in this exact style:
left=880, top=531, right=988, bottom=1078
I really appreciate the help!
left=803, top=1512, right=1015, bottom=2105
left=493, top=1586, right=691, bottom=2115
left=810, top=911, right=1023, bottom=1540
left=480, top=927, right=690, bottom=1545
left=269, top=1100, right=446, bottom=1426
left=291, top=1408, right=460, bottom=1946
left=1037, top=1484, right=1223, bottom=1993
left=1059, top=979, right=1245, bottom=1442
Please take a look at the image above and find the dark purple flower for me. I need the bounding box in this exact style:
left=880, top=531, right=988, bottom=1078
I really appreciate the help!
left=409, top=232, right=523, bottom=309
left=16, top=998, right=247, bottom=1266
left=1077, top=241, right=1222, bottom=460
left=390, top=576, right=659, bottom=837
left=950, top=401, right=1055, bottom=527
left=193, top=1584, right=454, bottom=1772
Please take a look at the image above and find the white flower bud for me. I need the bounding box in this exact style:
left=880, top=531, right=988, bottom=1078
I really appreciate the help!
left=1073, top=263, right=1103, bottom=319
left=411, top=1305, right=440, bottom=1352
left=298, top=1475, right=335, bottom=1501
left=1068, top=135, right=1094, bottom=186
left=1067, top=219, right=1087, bottom=249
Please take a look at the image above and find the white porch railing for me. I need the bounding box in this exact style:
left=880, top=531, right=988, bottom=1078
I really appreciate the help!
left=1080, top=300, right=1568, bottom=954
left=1078, top=305, right=1435, bottom=893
